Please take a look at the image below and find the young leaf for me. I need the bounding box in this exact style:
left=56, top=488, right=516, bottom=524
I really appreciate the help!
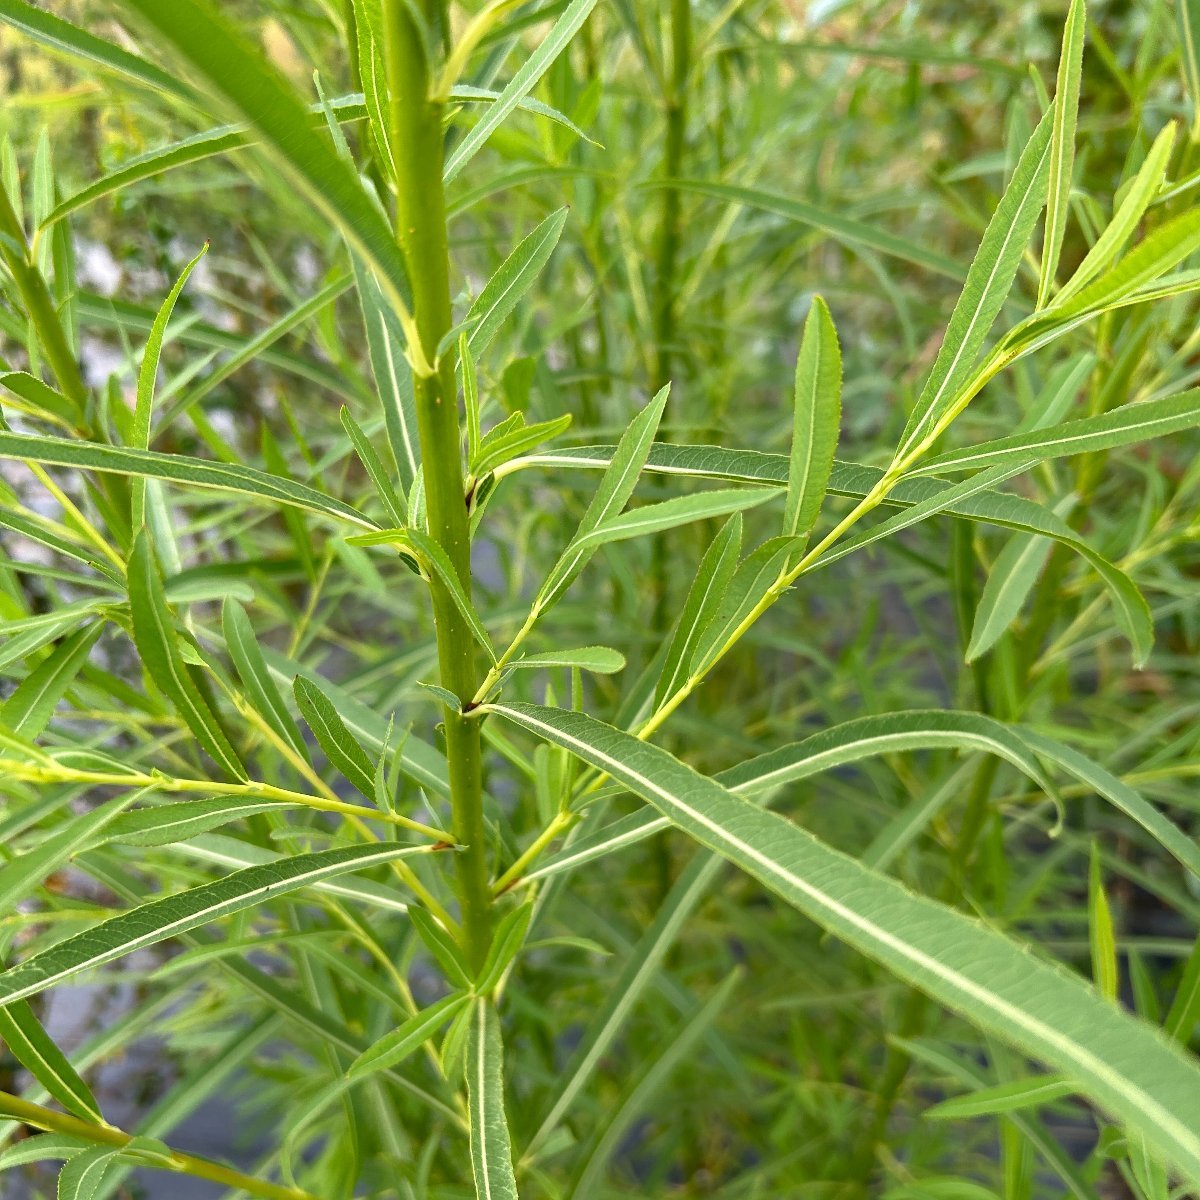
left=966, top=497, right=1076, bottom=662
left=783, top=296, right=841, bottom=541
left=465, top=208, right=569, bottom=357
left=0, top=622, right=102, bottom=738
left=347, top=992, right=470, bottom=1080
left=1050, top=122, right=1176, bottom=308
left=0, top=842, right=428, bottom=1008
left=487, top=702, right=1200, bottom=1187
left=293, top=675, right=378, bottom=799
left=0, top=1001, right=102, bottom=1124
left=444, top=0, right=600, bottom=181
left=911, top=389, right=1200, bottom=477
left=1037, top=0, right=1085, bottom=308
left=511, top=647, right=625, bottom=674
left=572, top=487, right=781, bottom=552
left=471, top=413, right=573, bottom=481
left=896, top=106, right=1054, bottom=459
left=656, top=514, right=743, bottom=706
left=351, top=259, right=421, bottom=495
left=1089, top=848, right=1119, bottom=1003
left=409, top=907, right=472, bottom=989
left=536, top=386, right=670, bottom=610
left=0, top=372, right=80, bottom=427
left=98, top=797, right=302, bottom=848
left=466, top=999, right=519, bottom=1200
left=689, top=536, right=800, bottom=679
left=401, top=528, right=497, bottom=665
left=131, top=241, right=207, bottom=527
left=474, top=901, right=534, bottom=995
left=128, top=531, right=245, bottom=781
left=927, top=1075, right=1075, bottom=1121
left=222, top=599, right=309, bottom=763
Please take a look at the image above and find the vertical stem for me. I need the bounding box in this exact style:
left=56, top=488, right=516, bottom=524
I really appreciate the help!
left=382, top=0, right=492, bottom=972
left=652, top=0, right=690, bottom=394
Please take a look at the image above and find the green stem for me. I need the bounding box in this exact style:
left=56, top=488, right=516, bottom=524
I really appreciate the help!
left=382, top=0, right=492, bottom=972
left=652, top=0, right=690, bottom=394
left=0, top=1090, right=314, bottom=1200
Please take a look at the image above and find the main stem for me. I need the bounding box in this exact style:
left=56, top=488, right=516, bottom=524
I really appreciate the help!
left=383, top=0, right=492, bottom=972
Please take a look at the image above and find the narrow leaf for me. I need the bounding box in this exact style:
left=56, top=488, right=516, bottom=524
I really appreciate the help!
left=466, top=209, right=569, bottom=357
left=0, top=843, right=427, bottom=1008
left=293, top=675, right=378, bottom=799
left=897, top=107, right=1054, bottom=458
left=128, top=531, right=245, bottom=781
left=0, top=1001, right=102, bottom=1123
left=488, top=702, right=1200, bottom=1187
left=1, top=623, right=102, bottom=738
left=1037, top=0, right=1085, bottom=308
left=783, top=296, right=842, bottom=540
left=466, top=999, right=519, bottom=1200
left=222, top=599, right=309, bottom=763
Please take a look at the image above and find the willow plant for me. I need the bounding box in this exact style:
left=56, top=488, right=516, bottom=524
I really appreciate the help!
left=0, top=0, right=1197, bottom=1197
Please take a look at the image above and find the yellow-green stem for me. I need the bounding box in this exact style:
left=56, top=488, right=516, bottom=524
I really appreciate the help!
left=0, top=1089, right=314, bottom=1200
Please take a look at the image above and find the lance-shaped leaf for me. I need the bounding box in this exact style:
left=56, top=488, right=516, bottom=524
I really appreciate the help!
left=535, top=709, right=1057, bottom=876
left=294, top=675, right=378, bottom=799
left=536, top=386, right=669, bottom=611
left=486, top=701, right=1200, bottom=1186
left=444, top=0, right=600, bottom=182
left=1018, top=730, right=1200, bottom=879
left=0, top=842, right=427, bottom=1008
left=0, top=372, right=80, bottom=427
left=466, top=208, right=569, bottom=357
left=0, top=432, right=375, bottom=530
left=689, top=536, right=800, bottom=678
left=511, top=647, right=625, bottom=674
left=1037, top=0, right=1085, bottom=308
left=339, top=407, right=406, bottom=527
left=927, top=1075, right=1076, bottom=1121
left=96, top=798, right=303, bottom=849
left=897, top=106, right=1054, bottom=459
left=131, top=242, right=207, bottom=527
left=0, top=0, right=194, bottom=101
left=1178, top=0, right=1200, bottom=141
left=222, top=599, right=309, bottom=762
left=348, top=992, right=469, bottom=1081
left=113, top=0, right=424, bottom=367
left=0, top=622, right=102, bottom=738
left=783, top=296, right=841, bottom=542
left=56, top=1145, right=121, bottom=1200
left=466, top=999, right=519, bottom=1200
left=910, top=388, right=1200, bottom=477
left=572, top=487, right=781, bottom=553
left=656, top=514, right=742, bottom=706
left=128, top=531, right=245, bottom=781
left=0, top=1001, right=102, bottom=1123
left=1051, top=122, right=1176, bottom=308
left=472, top=413, right=573, bottom=481
left=967, top=497, right=1076, bottom=662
